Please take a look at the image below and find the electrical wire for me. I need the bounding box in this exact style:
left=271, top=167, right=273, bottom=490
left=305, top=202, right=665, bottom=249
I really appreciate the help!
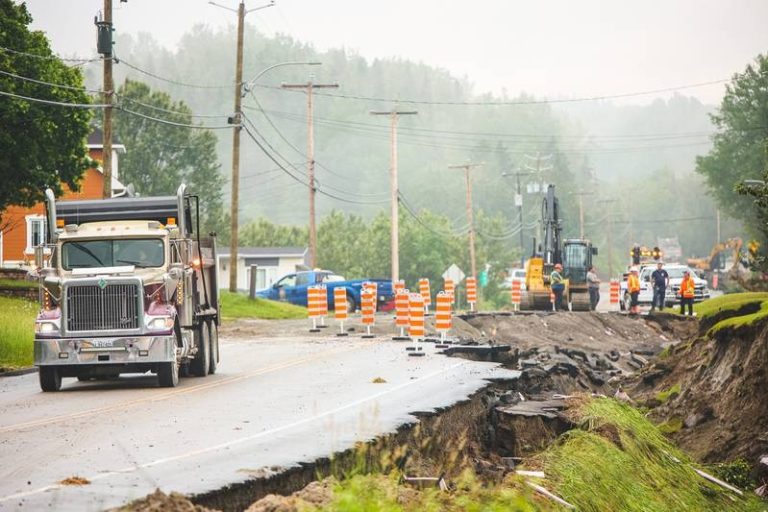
left=119, top=58, right=238, bottom=89
left=0, top=45, right=104, bottom=63
left=119, top=106, right=234, bottom=129
left=0, top=89, right=107, bottom=108
left=255, top=76, right=735, bottom=107
left=0, top=68, right=102, bottom=94
left=117, top=94, right=232, bottom=119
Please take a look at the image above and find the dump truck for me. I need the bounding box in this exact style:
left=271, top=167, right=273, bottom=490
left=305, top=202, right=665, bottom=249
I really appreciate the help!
left=30, top=185, right=219, bottom=391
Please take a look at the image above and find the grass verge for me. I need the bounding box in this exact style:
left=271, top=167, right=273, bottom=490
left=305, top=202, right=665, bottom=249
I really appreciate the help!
left=0, top=278, right=37, bottom=290
left=694, top=292, right=768, bottom=319
left=219, top=291, right=306, bottom=320
left=0, top=296, right=37, bottom=369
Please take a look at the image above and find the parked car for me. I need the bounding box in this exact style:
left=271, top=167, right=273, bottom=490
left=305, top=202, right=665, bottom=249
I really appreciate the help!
left=256, top=270, right=395, bottom=312
left=501, top=268, right=527, bottom=291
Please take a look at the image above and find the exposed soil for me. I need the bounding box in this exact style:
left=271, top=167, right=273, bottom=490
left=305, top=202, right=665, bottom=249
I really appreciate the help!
left=111, top=489, right=216, bottom=512
left=627, top=315, right=768, bottom=469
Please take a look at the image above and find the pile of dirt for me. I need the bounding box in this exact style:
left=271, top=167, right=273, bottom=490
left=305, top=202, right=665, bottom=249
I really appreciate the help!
left=112, top=489, right=216, bottom=512
left=628, top=314, right=768, bottom=469
left=245, top=479, right=334, bottom=512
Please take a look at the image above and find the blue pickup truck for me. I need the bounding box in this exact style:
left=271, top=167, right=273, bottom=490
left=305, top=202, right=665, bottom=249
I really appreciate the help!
left=256, top=270, right=395, bottom=312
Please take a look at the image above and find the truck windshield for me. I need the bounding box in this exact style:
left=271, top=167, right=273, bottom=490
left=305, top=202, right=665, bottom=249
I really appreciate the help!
left=62, top=239, right=165, bottom=270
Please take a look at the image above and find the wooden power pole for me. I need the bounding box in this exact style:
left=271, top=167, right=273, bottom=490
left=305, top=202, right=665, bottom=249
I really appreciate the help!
left=370, top=109, right=417, bottom=282
left=281, top=79, right=338, bottom=268
left=101, top=0, right=113, bottom=199
left=449, top=163, right=482, bottom=280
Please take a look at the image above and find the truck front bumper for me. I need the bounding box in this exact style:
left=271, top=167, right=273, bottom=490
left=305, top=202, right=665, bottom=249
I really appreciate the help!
left=34, top=335, right=176, bottom=366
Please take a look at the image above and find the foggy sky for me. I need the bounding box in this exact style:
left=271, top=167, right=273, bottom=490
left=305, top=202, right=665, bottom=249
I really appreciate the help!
left=23, top=0, right=768, bottom=105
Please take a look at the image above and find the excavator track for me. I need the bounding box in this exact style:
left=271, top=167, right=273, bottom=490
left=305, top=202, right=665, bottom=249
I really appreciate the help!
left=570, top=291, right=591, bottom=312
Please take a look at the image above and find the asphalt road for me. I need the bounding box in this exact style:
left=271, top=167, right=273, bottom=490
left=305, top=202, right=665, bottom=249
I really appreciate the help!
left=0, top=334, right=517, bottom=511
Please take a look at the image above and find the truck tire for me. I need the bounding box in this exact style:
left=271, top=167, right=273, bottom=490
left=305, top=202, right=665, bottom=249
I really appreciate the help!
left=346, top=292, right=356, bottom=314
left=39, top=367, right=62, bottom=392
left=190, top=324, right=210, bottom=377
left=208, top=321, right=219, bottom=375
left=158, top=361, right=179, bottom=387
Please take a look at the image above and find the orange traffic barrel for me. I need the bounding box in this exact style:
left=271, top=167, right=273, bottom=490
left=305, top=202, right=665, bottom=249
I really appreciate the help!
left=364, top=281, right=378, bottom=312
left=307, top=286, right=324, bottom=332
left=407, top=293, right=425, bottom=356
left=317, top=284, right=328, bottom=328
left=334, top=287, right=349, bottom=337
left=610, top=279, right=620, bottom=305
left=466, top=277, right=478, bottom=311
left=361, top=287, right=376, bottom=338
left=394, top=288, right=410, bottom=339
left=435, top=291, right=452, bottom=346
left=444, top=278, right=455, bottom=304
left=511, top=280, right=522, bottom=309
left=394, top=280, right=405, bottom=295
left=419, top=278, right=431, bottom=312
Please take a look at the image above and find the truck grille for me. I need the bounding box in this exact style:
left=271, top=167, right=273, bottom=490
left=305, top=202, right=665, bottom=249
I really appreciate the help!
left=66, top=283, right=141, bottom=332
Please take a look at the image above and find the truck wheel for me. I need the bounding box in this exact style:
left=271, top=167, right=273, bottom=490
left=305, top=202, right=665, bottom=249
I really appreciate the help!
left=190, top=324, right=210, bottom=377
left=208, top=321, right=219, bottom=375
left=39, top=367, right=62, bottom=392
left=623, top=293, right=632, bottom=312
left=158, top=361, right=179, bottom=387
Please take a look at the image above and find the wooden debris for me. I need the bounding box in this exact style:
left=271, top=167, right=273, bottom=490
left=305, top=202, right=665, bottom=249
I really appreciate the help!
left=526, top=481, right=575, bottom=509
left=516, top=470, right=546, bottom=478
left=694, top=469, right=744, bottom=496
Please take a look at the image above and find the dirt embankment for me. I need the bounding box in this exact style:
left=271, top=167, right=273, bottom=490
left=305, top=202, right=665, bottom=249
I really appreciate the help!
left=628, top=314, right=768, bottom=467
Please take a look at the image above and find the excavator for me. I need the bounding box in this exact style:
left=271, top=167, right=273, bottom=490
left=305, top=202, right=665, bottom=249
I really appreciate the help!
left=521, top=185, right=597, bottom=311
left=687, top=238, right=743, bottom=276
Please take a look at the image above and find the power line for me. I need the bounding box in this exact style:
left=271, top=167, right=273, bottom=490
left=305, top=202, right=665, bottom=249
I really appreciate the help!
left=119, top=58, right=237, bottom=89
left=0, top=89, right=106, bottom=108
left=0, top=68, right=102, bottom=94
left=256, top=76, right=734, bottom=107
left=119, top=106, right=234, bottom=129
left=117, top=94, right=232, bottom=119
left=0, top=45, right=104, bottom=63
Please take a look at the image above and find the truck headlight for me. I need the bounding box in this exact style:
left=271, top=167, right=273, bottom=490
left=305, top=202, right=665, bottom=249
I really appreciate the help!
left=148, top=317, right=174, bottom=330
left=35, top=321, right=59, bottom=334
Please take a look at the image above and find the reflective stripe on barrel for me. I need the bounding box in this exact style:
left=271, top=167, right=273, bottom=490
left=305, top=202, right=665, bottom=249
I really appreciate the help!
left=466, top=277, right=477, bottom=304
left=511, top=280, right=521, bottom=305
left=334, top=287, right=348, bottom=320
left=610, top=279, right=620, bottom=304
left=395, top=289, right=410, bottom=327
left=361, top=288, right=376, bottom=325
left=419, top=278, right=431, bottom=306
left=408, top=293, right=425, bottom=338
left=364, top=281, right=378, bottom=312
left=444, top=278, right=455, bottom=304
left=394, top=280, right=405, bottom=295
left=307, top=286, right=324, bottom=318
left=435, top=291, right=452, bottom=332
left=318, top=284, right=328, bottom=316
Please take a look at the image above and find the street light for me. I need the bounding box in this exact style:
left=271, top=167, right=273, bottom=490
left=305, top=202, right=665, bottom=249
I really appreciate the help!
left=243, top=61, right=321, bottom=96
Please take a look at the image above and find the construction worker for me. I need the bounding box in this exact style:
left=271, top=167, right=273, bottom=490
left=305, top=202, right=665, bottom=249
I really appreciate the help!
left=551, top=263, right=566, bottom=311
left=587, top=265, right=600, bottom=311
left=627, top=267, right=641, bottom=314
left=650, top=261, right=670, bottom=312
left=678, top=270, right=696, bottom=316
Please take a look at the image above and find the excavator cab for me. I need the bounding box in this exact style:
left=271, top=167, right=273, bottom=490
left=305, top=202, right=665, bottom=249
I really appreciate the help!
left=562, top=239, right=598, bottom=311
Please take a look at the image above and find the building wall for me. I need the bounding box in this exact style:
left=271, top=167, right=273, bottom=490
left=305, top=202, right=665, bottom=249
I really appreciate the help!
left=217, top=255, right=306, bottom=291
left=1, top=167, right=105, bottom=267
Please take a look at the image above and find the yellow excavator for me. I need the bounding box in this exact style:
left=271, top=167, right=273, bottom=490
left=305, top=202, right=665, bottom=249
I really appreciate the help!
left=687, top=238, right=743, bottom=277
left=521, top=185, right=597, bottom=311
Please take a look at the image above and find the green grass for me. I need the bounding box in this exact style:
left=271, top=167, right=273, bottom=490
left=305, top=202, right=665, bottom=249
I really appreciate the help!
left=219, top=291, right=307, bottom=320
left=709, top=299, right=768, bottom=334
left=0, top=278, right=37, bottom=290
left=541, top=398, right=763, bottom=512
left=655, top=383, right=681, bottom=404
left=0, top=297, right=37, bottom=369
left=694, top=292, right=768, bottom=319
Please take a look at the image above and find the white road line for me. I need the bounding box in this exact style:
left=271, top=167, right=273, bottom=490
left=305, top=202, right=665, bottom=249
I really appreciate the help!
left=0, top=360, right=467, bottom=504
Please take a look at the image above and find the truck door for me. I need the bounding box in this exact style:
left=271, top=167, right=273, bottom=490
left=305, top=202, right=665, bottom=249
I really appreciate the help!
left=273, top=273, right=297, bottom=302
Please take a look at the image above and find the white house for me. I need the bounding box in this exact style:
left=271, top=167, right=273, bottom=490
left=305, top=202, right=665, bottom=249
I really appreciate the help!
left=217, top=247, right=309, bottom=291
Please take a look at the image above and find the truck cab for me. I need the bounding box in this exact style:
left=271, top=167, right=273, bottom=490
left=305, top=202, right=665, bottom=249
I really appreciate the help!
left=32, top=185, right=219, bottom=391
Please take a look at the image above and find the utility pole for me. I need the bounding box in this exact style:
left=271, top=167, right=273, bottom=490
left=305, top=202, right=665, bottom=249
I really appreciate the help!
left=370, top=109, right=417, bottom=282
left=209, top=0, right=274, bottom=292
left=502, top=170, right=531, bottom=268
left=449, top=163, right=482, bottom=280
left=100, top=0, right=113, bottom=199
left=281, top=79, right=339, bottom=268
left=523, top=152, right=553, bottom=244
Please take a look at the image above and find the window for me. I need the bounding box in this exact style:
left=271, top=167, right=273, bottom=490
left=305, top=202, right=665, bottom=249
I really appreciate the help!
left=25, top=215, right=46, bottom=253
left=61, top=238, right=165, bottom=270
left=275, top=274, right=296, bottom=288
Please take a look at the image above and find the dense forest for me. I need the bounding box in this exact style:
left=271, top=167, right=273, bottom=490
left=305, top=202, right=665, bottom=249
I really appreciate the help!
left=82, top=24, right=745, bottom=277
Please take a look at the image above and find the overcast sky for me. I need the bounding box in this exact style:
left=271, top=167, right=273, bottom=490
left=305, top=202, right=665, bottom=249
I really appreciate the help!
left=23, top=0, right=768, bottom=105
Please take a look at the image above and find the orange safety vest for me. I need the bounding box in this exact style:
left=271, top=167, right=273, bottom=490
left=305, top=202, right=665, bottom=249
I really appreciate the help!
left=628, top=274, right=640, bottom=293
left=680, top=276, right=695, bottom=298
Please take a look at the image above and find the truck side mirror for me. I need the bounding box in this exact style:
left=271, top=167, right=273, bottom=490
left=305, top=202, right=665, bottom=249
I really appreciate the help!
left=34, top=246, right=46, bottom=269
left=591, top=247, right=598, bottom=255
